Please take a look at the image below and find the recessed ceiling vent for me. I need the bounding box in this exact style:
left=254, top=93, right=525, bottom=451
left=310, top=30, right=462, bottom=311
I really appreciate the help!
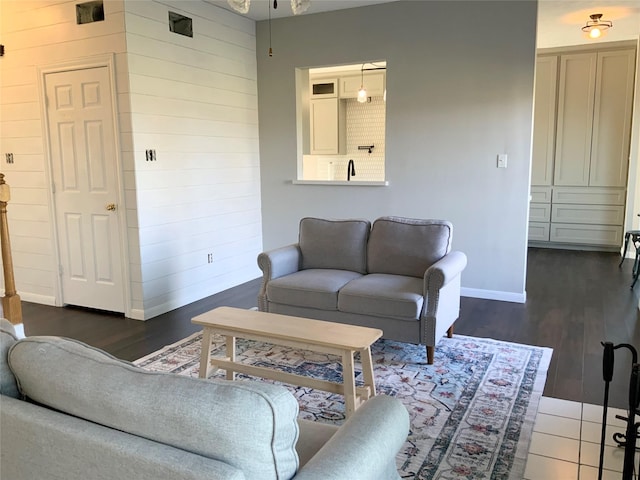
left=169, top=12, right=193, bottom=38
left=76, top=1, right=104, bottom=25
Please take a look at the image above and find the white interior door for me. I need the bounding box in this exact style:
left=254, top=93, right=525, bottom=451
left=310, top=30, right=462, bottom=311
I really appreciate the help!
left=45, top=66, right=124, bottom=312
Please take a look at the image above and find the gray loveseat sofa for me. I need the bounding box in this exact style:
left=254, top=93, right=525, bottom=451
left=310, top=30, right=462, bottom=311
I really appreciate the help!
left=0, top=319, right=409, bottom=480
left=258, top=216, right=467, bottom=364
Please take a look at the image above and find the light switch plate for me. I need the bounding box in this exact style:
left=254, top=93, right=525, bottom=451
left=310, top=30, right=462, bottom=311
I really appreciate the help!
left=497, top=154, right=508, bottom=168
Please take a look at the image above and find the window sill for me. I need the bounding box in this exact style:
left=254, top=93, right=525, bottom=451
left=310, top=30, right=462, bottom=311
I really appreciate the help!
left=291, top=180, right=389, bottom=186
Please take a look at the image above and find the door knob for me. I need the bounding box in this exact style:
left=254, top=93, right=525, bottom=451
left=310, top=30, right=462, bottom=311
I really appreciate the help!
left=106, top=203, right=117, bottom=211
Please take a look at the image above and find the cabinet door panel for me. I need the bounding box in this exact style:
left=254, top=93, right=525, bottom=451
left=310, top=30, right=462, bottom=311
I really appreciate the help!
left=553, top=53, right=596, bottom=186
left=531, top=56, right=558, bottom=186
left=531, top=186, right=552, bottom=203
left=589, top=49, right=635, bottom=187
left=340, top=73, right=384, bottom=99
left=551, top=204, right=625, bottom=226
left=550, top=223, right=622, bottom=246
left=310, top=98, right=338, bottom=154
left=530, top=204, right=551, bottom=222
left=529, top=222, right=550, bottom=242
left=552, top=186, right=626, bottom=205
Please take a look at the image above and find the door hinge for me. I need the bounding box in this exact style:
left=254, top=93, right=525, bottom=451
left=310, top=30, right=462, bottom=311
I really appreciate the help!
left=58, top=265, right=63, bottom=276
left=51, top=182, right=56, bottom=194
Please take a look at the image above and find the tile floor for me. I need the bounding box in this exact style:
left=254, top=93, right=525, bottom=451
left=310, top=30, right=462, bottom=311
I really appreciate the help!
left=525, top=396, right=639, bottom=479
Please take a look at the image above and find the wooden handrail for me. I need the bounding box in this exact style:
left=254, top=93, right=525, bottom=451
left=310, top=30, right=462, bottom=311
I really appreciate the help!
left=0, top=173, right=22, bottom=325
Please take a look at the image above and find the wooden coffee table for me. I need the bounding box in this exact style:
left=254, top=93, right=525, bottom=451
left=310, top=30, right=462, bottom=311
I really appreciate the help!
left=191, top=306, right=382, bottom=418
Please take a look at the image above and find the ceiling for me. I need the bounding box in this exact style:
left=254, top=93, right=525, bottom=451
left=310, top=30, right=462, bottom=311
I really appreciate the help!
left=204, top=0, right=399, bottom=20
left=204, top=0, right=640, bottom=48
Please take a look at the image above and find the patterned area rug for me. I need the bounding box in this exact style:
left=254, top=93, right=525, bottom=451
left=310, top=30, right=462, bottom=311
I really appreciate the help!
left=134, top=332, right=552, bottom=479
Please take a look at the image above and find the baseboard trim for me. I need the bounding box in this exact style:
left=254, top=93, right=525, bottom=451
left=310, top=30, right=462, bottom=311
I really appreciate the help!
left=128, top=309, right=147, bottom=321
left=461, top=287, right=526, bottom=304
left=14, top=292, right=58, bottom=307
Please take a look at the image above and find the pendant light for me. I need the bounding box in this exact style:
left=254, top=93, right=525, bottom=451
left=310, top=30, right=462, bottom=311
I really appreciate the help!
left=357, top=64, right=367, bottom=103
left=581, top=13, right=612, bottom=39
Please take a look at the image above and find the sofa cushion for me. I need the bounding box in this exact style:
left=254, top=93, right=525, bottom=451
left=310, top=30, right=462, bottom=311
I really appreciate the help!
left=338, top=274, right=424, bottom=320
left=267, top=269, right=362, bottom=310
left=0, top=318, right=19, bottom=398
left=299, top=217, right=371, bottom=274
left=367, top=217, right=452, bottom=277
left=9, top=336, right=300, bottom=480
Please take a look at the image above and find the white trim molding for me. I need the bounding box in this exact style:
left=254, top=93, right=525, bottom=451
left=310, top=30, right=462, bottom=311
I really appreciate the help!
left=461, top=287, right=527, bottom=304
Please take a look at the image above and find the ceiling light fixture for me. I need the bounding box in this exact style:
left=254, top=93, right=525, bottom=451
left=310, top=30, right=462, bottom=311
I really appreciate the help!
left=227, top=0, right=310, bottom=16
left=581, top=13, right=612, bottom=39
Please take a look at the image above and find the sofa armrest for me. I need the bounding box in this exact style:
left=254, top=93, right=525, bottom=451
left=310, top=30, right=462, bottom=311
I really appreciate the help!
left=424, top=250, right=467, bottom=291
left=293, top=395, right=409, bottom=480
left=257, top=244, right=302, bottom=281
left=257, top=244, right=302, bottom=311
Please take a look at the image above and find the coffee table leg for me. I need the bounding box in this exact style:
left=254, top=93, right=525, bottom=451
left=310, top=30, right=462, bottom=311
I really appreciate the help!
left=360, top=347, right=376, bottom=398
left=226, top=335, right=236, bottom=381
left=199, top=328, right=213, bottom=379
left=342, top=350, right=357, bottom=418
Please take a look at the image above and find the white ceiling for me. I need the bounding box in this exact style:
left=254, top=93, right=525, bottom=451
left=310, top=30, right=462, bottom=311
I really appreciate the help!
left=204, top=0, right=640, bottom=48
left=204, top=0, right=400, bottom=20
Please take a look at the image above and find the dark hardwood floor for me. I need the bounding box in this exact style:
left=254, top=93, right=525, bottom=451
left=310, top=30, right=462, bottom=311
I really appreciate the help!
left=17, top=247, right=640, bottom=410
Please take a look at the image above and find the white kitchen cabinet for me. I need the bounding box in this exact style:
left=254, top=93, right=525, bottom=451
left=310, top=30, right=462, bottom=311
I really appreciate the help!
left=550, top=223, right=623, bottom=246
left=339, top=73, right=385, bottom=99
left=529, top=186, right=552, bottom=241
left=553, top=48, right=635, bottom=187
left=529, top=222, right=550, bottom=242
left=589, top=49, right=636, bottom=187
left=310, top=98, right=345, bottom=155
left=529, top=45, right=636, bottom=248
left=553, top=52, right=597, bottom=186
left=531, top=56, right=558, bottom=186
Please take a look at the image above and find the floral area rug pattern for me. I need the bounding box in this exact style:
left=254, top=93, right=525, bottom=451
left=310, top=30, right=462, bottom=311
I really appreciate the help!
left=134, top=332, right=552, bottom=480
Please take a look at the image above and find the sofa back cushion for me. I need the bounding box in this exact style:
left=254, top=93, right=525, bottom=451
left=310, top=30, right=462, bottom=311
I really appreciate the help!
left=299, top=217, right=371, bottom=274
left=9, top=336, right=300, bottom=480
left=367, top=217, right=453, bottom=277
left=0, top=319, right=19, bottom=398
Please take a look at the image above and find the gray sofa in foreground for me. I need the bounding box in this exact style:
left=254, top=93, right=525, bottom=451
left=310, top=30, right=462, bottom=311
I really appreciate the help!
left=0, top=319, right=409, bottom=480
left=258, top=216, right=467, bottom=364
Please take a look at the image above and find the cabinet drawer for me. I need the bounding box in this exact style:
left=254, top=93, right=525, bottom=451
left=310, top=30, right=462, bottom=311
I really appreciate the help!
left=550, top=223, right=623, bottom=246
left=551, top=204, right=624, bottom=225
left=552, top=187, right=626, bottom=205
left=531, top=186, right=552, bottom=203
left=529, top=222, right=550, bottom=242
left=529, top=203, right=551, bottom=222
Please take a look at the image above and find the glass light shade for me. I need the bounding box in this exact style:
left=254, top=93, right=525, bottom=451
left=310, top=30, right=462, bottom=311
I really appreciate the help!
left=589, top=28, right=602, bottom=38
left=357, top=86, right=367, bottom=103
left=227, top=0, right=250, bottom=14
left=291, top=0, right=310, bottom=15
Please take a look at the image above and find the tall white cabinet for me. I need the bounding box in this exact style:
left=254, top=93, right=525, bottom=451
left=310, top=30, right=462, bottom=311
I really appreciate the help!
left=529, top=44, right=636, bottom=248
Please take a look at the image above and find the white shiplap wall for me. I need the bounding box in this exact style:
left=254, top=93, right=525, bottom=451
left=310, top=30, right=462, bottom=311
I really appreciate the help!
left=0, top=0, right=262, bottom=319
left=123, top=0, right=262, bottom=319
left=0, top=0, right=130, bottom=306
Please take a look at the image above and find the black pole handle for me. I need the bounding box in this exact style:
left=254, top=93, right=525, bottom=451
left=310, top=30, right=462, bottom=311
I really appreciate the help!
left=602, top=342, right=615, bottom=382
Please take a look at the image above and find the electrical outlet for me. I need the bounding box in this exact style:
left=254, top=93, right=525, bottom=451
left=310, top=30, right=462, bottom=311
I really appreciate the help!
left=207, top=253, right=213, bottom=263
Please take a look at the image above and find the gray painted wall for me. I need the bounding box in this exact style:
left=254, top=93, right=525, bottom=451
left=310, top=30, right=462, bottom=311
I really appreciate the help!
left=255, top=1, right=538, bottom=301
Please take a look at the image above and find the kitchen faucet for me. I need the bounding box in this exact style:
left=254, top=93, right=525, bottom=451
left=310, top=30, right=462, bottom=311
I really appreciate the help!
left=347, top=159, right=356, bottom=181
